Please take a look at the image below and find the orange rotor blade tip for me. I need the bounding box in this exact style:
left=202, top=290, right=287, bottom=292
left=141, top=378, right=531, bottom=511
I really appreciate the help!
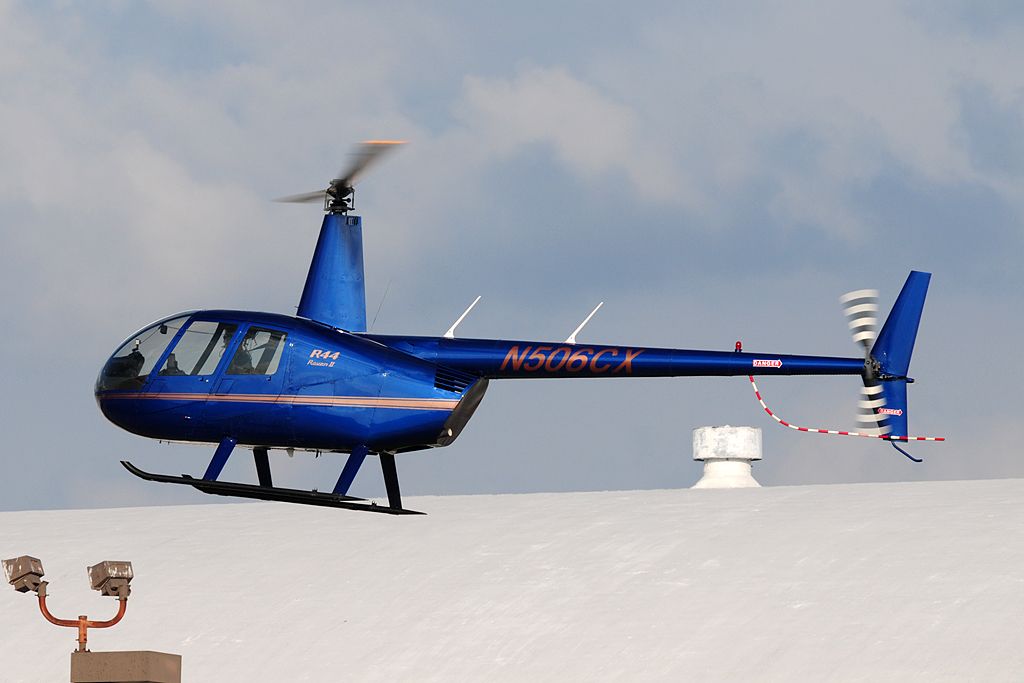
left=363, top=139, right=407, bottom=145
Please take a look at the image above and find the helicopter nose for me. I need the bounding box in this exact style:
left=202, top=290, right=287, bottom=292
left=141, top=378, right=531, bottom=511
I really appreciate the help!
left=96, top=346, right=146, bottom=393
left=96, top=316, right=190, bottom=395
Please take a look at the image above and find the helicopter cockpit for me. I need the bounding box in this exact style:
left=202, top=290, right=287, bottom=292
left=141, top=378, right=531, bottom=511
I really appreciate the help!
left=97, top=313, right=292, bottom=393
left=95, top=315, right=193, bottom=391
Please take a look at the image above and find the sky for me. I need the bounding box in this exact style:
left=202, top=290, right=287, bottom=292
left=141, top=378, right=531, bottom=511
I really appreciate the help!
left=1, top=0, right=1022, bottom=511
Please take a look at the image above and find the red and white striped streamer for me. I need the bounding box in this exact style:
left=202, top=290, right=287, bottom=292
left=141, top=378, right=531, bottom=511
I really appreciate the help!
left=748, top=375, right=945, bottom=443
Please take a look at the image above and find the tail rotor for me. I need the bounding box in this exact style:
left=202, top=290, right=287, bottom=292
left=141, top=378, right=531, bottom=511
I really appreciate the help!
left=856, top=382, right=890, bottom=436
left=749, top=273, right=941, bottom=462
left=841, top=288, right=889, bottom=436
left=840, top=289, right=879, bottom=353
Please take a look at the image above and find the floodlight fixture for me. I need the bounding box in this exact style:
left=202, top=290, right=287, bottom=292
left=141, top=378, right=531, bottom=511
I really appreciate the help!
left=3, top=555, right=132, bottom=651
left=3, top=555, right=44, bottom=593
left=87, top=560, right=133, bottom=598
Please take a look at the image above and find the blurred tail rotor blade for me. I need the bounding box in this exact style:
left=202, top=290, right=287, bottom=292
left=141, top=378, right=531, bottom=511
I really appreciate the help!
left=840, top=289, right=879, bottom=353
left=856, top=380, right=891, bottom=436
left=338, top=140, right=406, bottom=188
left=274, top=189, right=329, bottom=204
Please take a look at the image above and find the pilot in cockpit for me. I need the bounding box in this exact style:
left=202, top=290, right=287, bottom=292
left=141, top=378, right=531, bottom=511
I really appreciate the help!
left=159, top=353, right=186, bottom=376
left=124, top=339, right=145, bottom=376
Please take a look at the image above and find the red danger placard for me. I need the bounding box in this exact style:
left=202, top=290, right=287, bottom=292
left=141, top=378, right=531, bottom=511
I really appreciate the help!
left=752, top=359, right=783, bottom=368
left=877, top=407, right=904, bottom=416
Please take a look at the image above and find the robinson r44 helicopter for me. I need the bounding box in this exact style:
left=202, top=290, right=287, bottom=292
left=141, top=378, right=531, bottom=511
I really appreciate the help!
left=98, top=142, right=940, bottom=514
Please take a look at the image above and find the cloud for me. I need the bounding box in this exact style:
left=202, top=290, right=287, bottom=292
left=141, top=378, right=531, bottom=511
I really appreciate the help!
left=455, top=66, right=686, bottom=204
left=907, top=0, right=1024, bottom=37
left=956, top=82, right=1024, bottom=177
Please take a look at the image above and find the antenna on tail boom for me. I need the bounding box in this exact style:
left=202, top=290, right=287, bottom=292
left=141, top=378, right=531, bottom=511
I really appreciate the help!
left=444, top=296, right=482, bottom=340
left=565, top=302, right=604, bottom=344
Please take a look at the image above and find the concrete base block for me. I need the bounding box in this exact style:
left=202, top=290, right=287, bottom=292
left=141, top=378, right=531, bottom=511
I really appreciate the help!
left=71, top=650, right=181, bottom=683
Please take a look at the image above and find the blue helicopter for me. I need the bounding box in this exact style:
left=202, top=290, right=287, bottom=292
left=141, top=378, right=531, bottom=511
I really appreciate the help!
left=99, top=142, right=935, bottom=514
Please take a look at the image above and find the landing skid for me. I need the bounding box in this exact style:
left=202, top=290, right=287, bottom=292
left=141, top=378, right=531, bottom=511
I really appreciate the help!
left=120, top=460, right=424, bottom=515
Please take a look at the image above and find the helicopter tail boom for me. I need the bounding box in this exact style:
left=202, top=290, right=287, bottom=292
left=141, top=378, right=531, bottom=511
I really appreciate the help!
left=365, top=334, right=866, bottom=379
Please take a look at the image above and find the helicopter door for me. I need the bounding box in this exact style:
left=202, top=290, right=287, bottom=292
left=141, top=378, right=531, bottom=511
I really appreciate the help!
left=285, top=333, right=382, bottom=448
left=207, top=325, right=292, bottom=444
left=146, top=320, right=241, bottom=440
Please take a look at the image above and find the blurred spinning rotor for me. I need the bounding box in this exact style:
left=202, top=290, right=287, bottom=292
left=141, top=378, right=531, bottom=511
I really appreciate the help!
left=276, top=140, right=405, bottom=213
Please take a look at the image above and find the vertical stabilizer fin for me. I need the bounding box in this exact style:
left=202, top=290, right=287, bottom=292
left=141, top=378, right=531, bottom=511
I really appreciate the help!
left=877, top=378, right=909, bottom=441
left=871, top=271, right=931, bottom=378
left=870, top=271, right=931, bottom=440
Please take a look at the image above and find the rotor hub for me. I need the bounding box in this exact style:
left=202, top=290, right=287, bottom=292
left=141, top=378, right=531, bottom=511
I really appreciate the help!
left=275, top=140, right=405, bottom=214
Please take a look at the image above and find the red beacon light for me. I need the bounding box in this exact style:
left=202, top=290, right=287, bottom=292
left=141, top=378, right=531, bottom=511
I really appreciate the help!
left=735, top=340, right=743, bottom=353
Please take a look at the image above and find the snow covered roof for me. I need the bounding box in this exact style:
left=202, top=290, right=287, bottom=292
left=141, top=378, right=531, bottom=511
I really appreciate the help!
left=2, top=479, right=1023, bottom=681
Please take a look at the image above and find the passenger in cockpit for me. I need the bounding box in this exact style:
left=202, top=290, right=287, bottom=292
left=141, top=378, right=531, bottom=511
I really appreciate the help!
left=227, top=337, right=254, bottom=374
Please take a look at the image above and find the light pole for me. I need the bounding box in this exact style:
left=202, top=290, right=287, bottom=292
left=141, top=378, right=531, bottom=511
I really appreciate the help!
left=3, top=556, right=133, bottom=652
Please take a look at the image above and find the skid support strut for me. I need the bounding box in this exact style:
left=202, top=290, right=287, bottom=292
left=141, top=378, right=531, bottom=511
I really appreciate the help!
left=253, top=447, right=273, bottom=487
left=333, top=445, right=368, bottom=495
left=379, top=452, right=402, bottom=510
left=203, top=437, right=236, bottom=481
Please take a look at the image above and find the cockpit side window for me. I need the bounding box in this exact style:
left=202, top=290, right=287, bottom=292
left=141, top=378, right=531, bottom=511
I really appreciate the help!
left=227, top=327, right=288, bottom=375
left=159, top=321, right=239, bottom=377
left=97, top=316, right=189, bottom=391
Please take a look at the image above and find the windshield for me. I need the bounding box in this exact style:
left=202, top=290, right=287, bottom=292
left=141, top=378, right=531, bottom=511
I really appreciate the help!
left=96, top=316, right=189, bottom=391
left=227, top=327, right=288, bottom=375
left=158, top=320, right=239, bottom=376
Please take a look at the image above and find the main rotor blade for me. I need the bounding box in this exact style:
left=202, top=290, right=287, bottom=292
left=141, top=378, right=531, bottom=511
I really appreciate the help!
left=274, top=189, right=329, bottom=204
left=337, top=140, right=406, bottom=188
left=840, top=289, right=879, bottom=352
left=275, top=140, right=405, bottom=208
